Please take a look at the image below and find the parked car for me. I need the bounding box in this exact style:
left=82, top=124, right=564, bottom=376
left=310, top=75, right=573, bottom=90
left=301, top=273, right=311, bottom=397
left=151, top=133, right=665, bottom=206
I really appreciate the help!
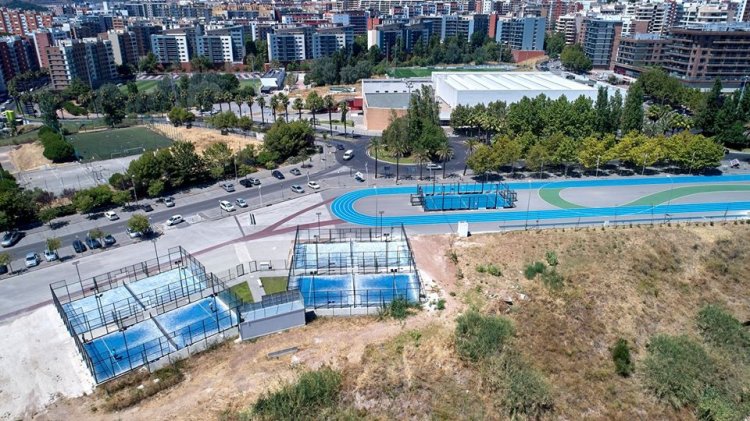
left=351, top=133, right=361, bottom=138
left=236, top=198, right=248, bottom=208
left=25, top=252, right=40, bottom=268
left=164, top=197, right=175, bottom=207
left=290, top=167, right=301, bottom=176
left=307, top=181, right=321, bottom=190
left=103, top=235, right=116, bottom=246
left=44, top=249, right=58, bottom=262
left=85, top=236, right=102, bottom=249
left=104, top=211, right=119, bottom=220
left=290, top=185, right=304, bottom=194
left=1, top=230, right=22, bottom=247
left=72, top=239, right=87, bottom=253
left=142, top=203, right=153, bottom=212
left=426, top=163, right=442, bottom=170
left=221, top=182, right=235, bottom=192
left=343, top=150, right=354, bottom=160
left=219, top=200, right=235, bottom=212
left=240, top=177, right=260, bottom=187
left=354, top=172, right=365, bottom=182
left=0, top=264, right=7, bottom=274
left=166, top=215, right=184, bottom=226
left=126, top=227, right=142, bottom=239
left=272, top=170, right=285, bottom=180
left=301, top=162, right=313, bottom=168
left=336, top=144, right=345, bottom=151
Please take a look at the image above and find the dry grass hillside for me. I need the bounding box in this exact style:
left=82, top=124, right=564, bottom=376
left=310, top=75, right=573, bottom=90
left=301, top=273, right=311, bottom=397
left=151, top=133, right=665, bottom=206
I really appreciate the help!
left=40, top=223, right=750, bottom=420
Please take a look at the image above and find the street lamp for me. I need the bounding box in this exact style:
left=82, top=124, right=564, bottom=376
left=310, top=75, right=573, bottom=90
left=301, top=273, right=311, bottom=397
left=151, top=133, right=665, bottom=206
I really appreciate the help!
left=524, top=179, right=532, bottom=230
left=379, top=210, right=384, bottom=236
left=151, top=237, right=159, bottom=269
left=72, top=261, right=82, bottom=284
left=316, top=211, right=322, bottom=237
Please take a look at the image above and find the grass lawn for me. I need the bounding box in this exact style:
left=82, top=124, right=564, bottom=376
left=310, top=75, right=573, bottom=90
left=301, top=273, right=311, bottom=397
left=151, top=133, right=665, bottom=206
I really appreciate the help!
left=387, top=66, right=512, bottom=78
left=119, top=79, right=162, bottom=94
left=260, top=276, right=288, bottom=295
left=228, top=282, right=254, bottom=303
left=239, top=79, right=261, bottom=91
left=369, top=146, right=418, bottom=164
left=68, top=126, right=172, bottom=161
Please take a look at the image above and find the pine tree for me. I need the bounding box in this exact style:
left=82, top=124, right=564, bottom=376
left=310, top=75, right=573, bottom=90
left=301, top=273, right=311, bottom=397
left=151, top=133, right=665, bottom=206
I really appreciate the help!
left=621, top=83, right=644, bottom=133
left=609, top=90, right=623, bottom=134
left=594, top=86, right=610, bottom=133
left=694, top=78, right=723, bottom=135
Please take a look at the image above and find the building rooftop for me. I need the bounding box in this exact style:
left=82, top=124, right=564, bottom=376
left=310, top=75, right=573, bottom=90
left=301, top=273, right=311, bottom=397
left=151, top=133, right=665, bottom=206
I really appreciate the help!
left=362, top=78, right=432, bottom=108
left=432, top=72, right=597, bottom=93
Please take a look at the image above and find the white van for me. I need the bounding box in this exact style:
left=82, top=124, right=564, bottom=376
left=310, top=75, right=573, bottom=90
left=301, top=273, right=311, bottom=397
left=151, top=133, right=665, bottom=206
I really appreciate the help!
left=343, top=150, right=354, bottom=160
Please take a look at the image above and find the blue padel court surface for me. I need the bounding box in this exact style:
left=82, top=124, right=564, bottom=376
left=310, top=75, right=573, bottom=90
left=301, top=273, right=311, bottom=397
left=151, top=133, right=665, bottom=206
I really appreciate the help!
left=155, top=297, right=239, bottom=349
left=296, top=273, right=419, bottom=308
left=83, top=319, right=174, bottom=382
left=293, top=241, right=412, bottom=270
left=423, top=194, right=506, bottom=211
left=332, top=175, right=750, bottom=226
left=126, top=267, right=203, bottom=308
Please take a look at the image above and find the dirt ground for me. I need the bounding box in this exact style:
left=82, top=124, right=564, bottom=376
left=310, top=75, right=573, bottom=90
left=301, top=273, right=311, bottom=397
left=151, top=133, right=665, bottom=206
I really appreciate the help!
left=35, top=224, right=750, bottom=420
left=149, top=124, right=262, bottom=155
left=9, top=142, right=52, bottom=171
left=287, top=83, right=361, bottom=104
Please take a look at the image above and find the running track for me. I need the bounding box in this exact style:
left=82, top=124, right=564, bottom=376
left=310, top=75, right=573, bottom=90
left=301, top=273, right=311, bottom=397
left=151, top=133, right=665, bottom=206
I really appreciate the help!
left=331, top=175, right=750, bottom=226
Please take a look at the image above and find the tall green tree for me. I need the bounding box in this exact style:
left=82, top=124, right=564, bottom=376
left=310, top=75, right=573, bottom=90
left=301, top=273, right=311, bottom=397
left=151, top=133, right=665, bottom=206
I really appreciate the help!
left=37, top=91, right=61, bottom=132
left=544, top=32, right=566, bottom=59
left=560, top=44, right=592, bottom=73
left=609, top=90, right=623, bottom=133
left=621, top=83, right=645, bottom=133
left=695, top=78, right=723, bottom=135
left=95, top=84, right=126, bottom=127
left=594, top=87, right=610, bottom=134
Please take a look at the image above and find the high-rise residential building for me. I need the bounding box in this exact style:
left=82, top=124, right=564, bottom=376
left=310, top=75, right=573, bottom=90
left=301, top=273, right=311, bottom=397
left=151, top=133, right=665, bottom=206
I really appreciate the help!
left=312, top=26, right=354, bottom=59
left=205, top=26, right=246, bottom=63
left=676, top=3, right=733, bottom=26
left=0, top=36, right=39, bottom=84
left=556, top=14, right=582, bottom=44
left=46, top=38, right=117, bottom=90
left=129, top=23, right=162, bottom=58
left=150, top=33, right=190, bottom=63
left=99, top=30, right=138, bottom=66
left=196, top=34, right=234, bottom=64
left=0, top=8, right=54, bottom=36
left=267, top=26, right=311, bottom=62
left=633, top=1, right=676, bottom=34
left=495, top=16, right=546, bottom=50
left=614, top=33, right=666, bottom=77
left=367, top=21, right=432, bottom=57
left=740, top=0, right=750, bottom=22
left=580, top=16, right=623, bottom=69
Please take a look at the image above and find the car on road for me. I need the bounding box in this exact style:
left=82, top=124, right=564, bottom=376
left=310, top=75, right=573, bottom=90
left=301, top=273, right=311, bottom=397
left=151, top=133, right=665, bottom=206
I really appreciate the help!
left=343, top=150, right=354, bottom=160
left=307, top=181, right=321, bottom=190
left=290, top=185, right=304, bottom=194
left=240, top=177, right=261, bottom=187
left=103, top=235, right=116, bottom=246
left=166, top=215, right=184, bottom=226
left=236, top=198, right=248, bottom=208
left=44, top=249, right=58, bottom=262
left=85, top=236, right=102, bottom=249
left=290, top=167, right=301, bottom=176
left=221, top=182, right=235, bottom=192
left=272, top=170, right=285, bottom=180
left=336, top=144, right=345, bottom=151
left=142, top=203, right=153, bottom=212
left=426, top=163, right=442, bottom=170
left=354, top=172, right=365, bottom=182
left=126, top=227, right=142, bottom=239
left=104, top=211, right=119, bottom=220
left=72, top=239, right=87, bottom=253
left=25, top=252, right=40, bottom=268
left=164, top=197, right=175, bottom=207
left=220, top=200, right=235, bottom=212
left=1, top=230, right=22, bottom=247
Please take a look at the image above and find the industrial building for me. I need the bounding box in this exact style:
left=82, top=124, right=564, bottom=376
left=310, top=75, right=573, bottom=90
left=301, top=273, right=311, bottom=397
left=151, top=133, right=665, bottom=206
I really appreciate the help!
left=361, top=78, right=432, bottom=131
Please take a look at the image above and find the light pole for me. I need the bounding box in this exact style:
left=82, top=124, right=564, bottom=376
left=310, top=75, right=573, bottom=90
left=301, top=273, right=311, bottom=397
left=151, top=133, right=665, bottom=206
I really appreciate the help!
left=642, top=154, right=649, bottom=176
left=258, top=185, right=263, bottom=206
left=316, top=211, right=321, bottom=237
left=524, top=179, right=532, bottom=230
left=595, top=155, right=600, bottom=179
left=151, top=238, right=159, bottom=268
left=72, top=261, right=82, bottom=284
left=665, top=174, right=674, bottom=222
left=379, top=210, right=384, bottom=237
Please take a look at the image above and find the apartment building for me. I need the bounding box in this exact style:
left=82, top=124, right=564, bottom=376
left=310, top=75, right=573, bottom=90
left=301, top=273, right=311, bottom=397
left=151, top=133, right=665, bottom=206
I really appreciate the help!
left=367, top=21, right=432, bottom=57
left=99, top=30, right=139, bottom=66
left=0, top=36, right=39, bottom=82
left=614, top=33, right=666, bottom=77
left=196, top=34, right=234, bottom=64
left=580, top=16, right=623, bottom=69
left=150, top=33, right=191, bottom=63
left=129, top=23, right=163, bottom=57
left=556, top=14, right=582, bottom=44
left=676, top=3, right=733, bottom=26
left=46, top=38, right=117, bottom=90
left=495, top=16, right=546, bottom=50
left=267, top=26, right=311, bottom=62
left=312, top=26, right=355, bottom=59
left=0, top=8, right=53, bottom=36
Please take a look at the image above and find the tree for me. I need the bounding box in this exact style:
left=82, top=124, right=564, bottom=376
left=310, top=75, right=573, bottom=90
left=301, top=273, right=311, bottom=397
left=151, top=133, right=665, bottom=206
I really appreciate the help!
left=306, top=91, right=323, bottom=128
left=203, top=142, right=233, bottom=179
left=436, top=144, right=454, bottom=178
left=168, top=107, right=194, bottom=126
left=293, top=97, right=304, bottom=120
left=594, top=87, right=610, bottom=134
left=190, top=55, right=212, bottom=73
left=147, top=180, right=165, bottom=197
left=0, top=252, right=11, bottom=273
left=112, top=190, right=131, bottom=206
left=577, top=135, right=611, bottom=170
left=382, top=115, right=409, bottom=181
left=609, top=90, right=623, bottom=133
left=37, top=91, right=60, bottom=132
left=269, top=95, right=279, bottom=121
left=492, top=135, right=522, bottom=173
left=263, top=120, right=315, bottom=163
left=46, top=237, right=61, bottom=254
left=466, top=144, right=495, bottom=177
left=38, top=207, right=58, bottom=227
left=127, top=214, right=150, bottom=234
left=463, top=138, right=480, bottom=176
left=525, top=142, right=551, bottom=175
left=257, top=96, right=266, bottom=124
left=560, top=44, right=592, bottom=73
left=209, top=111, right=238, bottom=130
left=96, top=84, right=126, bottom=127
left=324, top=95, right=335, bottom=135
left=139, top=52, right=158, bottom=73
left=246, top=95, right=255, bottom=122
left=339, top=101, right=349, bottom=135
left=695, top=78, right=723, bottom=135
left=237, top=116, right=253, bottom=131
left=621, top=83, right=644, bottom=133
left=280, top=93, right=290, bottom=122
left=544, top=32, right=566, bottom=59
left=412, top=147, right=430, bottom=180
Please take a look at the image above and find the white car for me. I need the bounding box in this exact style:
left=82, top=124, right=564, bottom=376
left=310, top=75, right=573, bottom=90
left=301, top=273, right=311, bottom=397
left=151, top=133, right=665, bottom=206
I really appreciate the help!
left=236, top=198, right=248, bottom=208
left=44, top=249, right=58, bottom=262
left=426, top=163, right=442, bottom=170
left=354, top=172, right=365, bottom=182
left=126, top=227, right=142, bottom=238
left=166, top=215, right=183, bottom=226
left=219, top=200, right=235, bottom=212
left=342, top=150, right=354, bottom=160
left=25, top=252, right=40, bottom=268
left=307, top=181, right=320, bottom=190
left=104, top=211, right=119, bottom=221
left=164, top=197, right=175, bottom=207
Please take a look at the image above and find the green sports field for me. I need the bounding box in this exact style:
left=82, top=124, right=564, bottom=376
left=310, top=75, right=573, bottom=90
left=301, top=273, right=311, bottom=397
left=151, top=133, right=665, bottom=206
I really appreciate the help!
left=119, top=79, right=162, bottom=94
left=68, top=126, right=172, bottom=161
left=387, top=66, right=513, bottom=78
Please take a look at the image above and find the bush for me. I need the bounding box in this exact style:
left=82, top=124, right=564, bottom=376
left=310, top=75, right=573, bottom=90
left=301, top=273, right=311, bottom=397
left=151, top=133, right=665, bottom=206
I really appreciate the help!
left=447, top=250, right=458, bottom=265
left=42, top=134, right=75, bottom=162
left=455, top=311, right=515, bottom=362
left=380, top=297, right=421, bottom=320
left=487, top=264, right=502, bottom=277
left=476, top=264, right=486, bottom=273
left=484, top=350, right=553, bottom=419
left=252, top=367, right=342, bottom=420
left=436, top=299, right=446, bottom=310
left=103, top=364, right=184, bottom=411
left=524, top=261, right=546, bottom=280
left=612, top=338, right=633, bottom=377
left=545, top=251, right=558, bottom=266
left=696, top=304, right=750, bottom=358
left=540, top=268, right=564, bottom=290
left=63, top=101, right=86, bottom=116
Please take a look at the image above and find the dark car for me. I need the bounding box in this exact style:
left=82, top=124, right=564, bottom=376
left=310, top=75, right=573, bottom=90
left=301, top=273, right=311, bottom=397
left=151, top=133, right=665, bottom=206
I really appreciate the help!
left=335, top=144, right=345, bottom=150
left=142, top=203, right=153, bottom=212
left=72, top=239, right=87, bottom=253
left=272, top=170, right=285, bottom=180
left=85, top=236, right=102, bottom=249
left=1, top=230, right=22, bottom=247
left=290, top=167, right=301, bottom=176
left=103, top=235, right=116, bottom=246
left=239, top=178, right=253, bottom=188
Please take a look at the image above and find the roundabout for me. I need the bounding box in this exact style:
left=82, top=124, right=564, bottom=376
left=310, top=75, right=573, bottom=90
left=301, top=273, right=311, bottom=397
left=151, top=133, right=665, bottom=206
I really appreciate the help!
left=330, top=175, right=750, bottom=227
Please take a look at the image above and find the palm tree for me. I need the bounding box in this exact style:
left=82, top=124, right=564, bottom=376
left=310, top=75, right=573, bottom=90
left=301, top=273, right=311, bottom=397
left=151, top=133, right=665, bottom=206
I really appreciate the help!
left=246, top=95, right=255, bottom=122
left=391, top=139, right=408, bottom=183
left=339, top=100, right=349, bottom=136
left=436, top=144, right=454, bottom=179
left=235, top=93, right=245, bottom=117
left=225, top=92, right=234, bottom=113
left=257, top=96, right=266, bottom=124
left=279, top=93, right=290, bottom=122
left=412, top=147, right=429, bottom=180
left=369, top=137, right=381, bottom=179
left=463, top=138, right=479, bottom=176
left=324, top=95, right=334, bottom=135
left=306, top=94, right=321, bottom=128
left=269, top=95, right=278, bottom=121
left=293, top=97, right=304, bottom=120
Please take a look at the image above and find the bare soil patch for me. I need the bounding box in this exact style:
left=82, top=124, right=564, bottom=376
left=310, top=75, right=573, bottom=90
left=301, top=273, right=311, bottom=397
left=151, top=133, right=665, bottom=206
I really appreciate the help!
left=150, top=124, right=262, bottom=155
left=9, top=142, right=52, bottom=171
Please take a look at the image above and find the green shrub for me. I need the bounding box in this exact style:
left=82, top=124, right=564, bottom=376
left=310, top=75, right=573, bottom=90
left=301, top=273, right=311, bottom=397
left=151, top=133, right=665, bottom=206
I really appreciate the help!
left=612, top=338, right=633, bottom=377
left=545, top=251, right=558, bottom=267
left=436, top=299, right=446, bottom=310
left=252, top=367, right=342, bottom=420
left=455, top=311, right=515, bottom=362
left=103, top=364, right=184, bottom=411
left=540, top=268, right=564, bottom=290
left=380, top=297, right=421, bottom=320
left=697, top=305, right=750, bottom=358
left=476, top=264, right=486, bottom=273
left=483, top=350, right=553, bottom=419
left=487, top=264, right=502, bottom=277
left=524, top=261, right=546, bottom=280
left=447, top=250, right=458, bottom=264
left=643, top=335, right=716, bottom=408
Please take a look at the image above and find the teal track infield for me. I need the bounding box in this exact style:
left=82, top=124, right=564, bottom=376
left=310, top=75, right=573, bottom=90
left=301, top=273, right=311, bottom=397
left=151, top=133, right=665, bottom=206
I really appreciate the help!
left=331, top=175, right=750, bottom=227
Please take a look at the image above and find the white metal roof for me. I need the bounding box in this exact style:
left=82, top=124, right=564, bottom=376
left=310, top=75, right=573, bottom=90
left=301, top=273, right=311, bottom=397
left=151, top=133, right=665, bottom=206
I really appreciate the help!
left=431, top=72, right=597, bottom=93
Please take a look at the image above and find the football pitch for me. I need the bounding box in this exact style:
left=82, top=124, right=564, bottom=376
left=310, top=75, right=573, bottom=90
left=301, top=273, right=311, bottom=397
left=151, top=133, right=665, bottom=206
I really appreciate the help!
left=68, top=126, right=172, bottom=161
left=387, top=66, right=513, bottom=78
